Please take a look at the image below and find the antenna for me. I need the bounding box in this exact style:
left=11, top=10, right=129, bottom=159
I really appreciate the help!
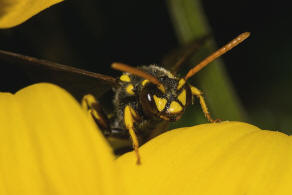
left=184, top=32, right=250, bottom=80
left=111, top=62, right=162, bottom=86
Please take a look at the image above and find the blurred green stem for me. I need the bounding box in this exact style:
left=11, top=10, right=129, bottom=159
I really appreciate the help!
left=166, top=0, right=247, bottom=121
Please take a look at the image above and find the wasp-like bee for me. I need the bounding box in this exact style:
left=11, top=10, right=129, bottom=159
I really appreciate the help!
left=0, top=32, right=250, bottom=164
left=82, top=32, right=250, bottom=164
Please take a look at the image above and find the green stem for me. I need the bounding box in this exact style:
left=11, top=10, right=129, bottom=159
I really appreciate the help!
left=166, top=0, right=247, bottom=124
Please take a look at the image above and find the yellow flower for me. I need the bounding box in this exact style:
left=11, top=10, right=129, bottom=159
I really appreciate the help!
left=0, top=0, right=63, bottom=28
left=0, top=83, right=125, bottom=194
left=1, top=83, right=292, bottom=195
left=1, top=2, right=292, bottom=194
left=118, top=122, right=292, bottom=195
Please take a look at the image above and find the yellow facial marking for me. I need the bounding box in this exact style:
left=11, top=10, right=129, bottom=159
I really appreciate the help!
left=177, top=78, right=186, bottom=90
left=153, top=95, right=167, bottom=112
left=168, top=101, right=183, bottom=113
left=120, top=74, right=131, bottom=82
left=142, top=79, right=149, bottom=86
left=126, top=84, right=135, bottom=95
left=178, top=89, right=186, bottom=106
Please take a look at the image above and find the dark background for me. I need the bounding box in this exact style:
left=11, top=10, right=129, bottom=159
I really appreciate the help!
left=0, top=0, right=291, bottom=133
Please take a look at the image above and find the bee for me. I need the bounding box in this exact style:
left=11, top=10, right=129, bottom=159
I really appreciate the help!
left=0, top=32, right=250, bottom=164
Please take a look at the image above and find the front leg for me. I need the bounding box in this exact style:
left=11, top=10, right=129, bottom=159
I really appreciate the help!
left=82, top=94, right=110, bottom=134
left=189, top=85, right=216, bottom=123
left=124, top=105, right=141, bottom=164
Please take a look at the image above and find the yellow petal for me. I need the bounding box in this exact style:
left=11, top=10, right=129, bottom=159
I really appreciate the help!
left=0, top=0, right=63, bottom=28
left=117, top=121, right=292, bottom=195
left=0, top=83, right=125, bottom=194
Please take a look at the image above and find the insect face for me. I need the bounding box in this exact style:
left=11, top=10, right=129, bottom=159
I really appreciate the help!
left=140, top=76, right=192, bottom=122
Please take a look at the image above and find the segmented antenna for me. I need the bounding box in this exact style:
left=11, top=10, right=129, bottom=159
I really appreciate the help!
left=184, top=32, right=250, bottom=80
left=111, top=62, right=162, bottom=86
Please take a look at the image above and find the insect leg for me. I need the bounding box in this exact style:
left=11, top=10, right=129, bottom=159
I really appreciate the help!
left=189, top=85, right=216, bottom=123
left=82, top=94, right=110, bottom=133
left=124, top=105, right=141, bottom=164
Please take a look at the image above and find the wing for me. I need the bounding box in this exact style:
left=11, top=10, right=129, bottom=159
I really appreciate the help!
left=0, top=50, right=118, bottom=101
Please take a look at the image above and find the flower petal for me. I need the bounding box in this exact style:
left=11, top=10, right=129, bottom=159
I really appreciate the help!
left=117, top=121, right=292, bottom=195
left=0, top=0, right=63, bottom=28
left=0, top=83, right=125, bottom=194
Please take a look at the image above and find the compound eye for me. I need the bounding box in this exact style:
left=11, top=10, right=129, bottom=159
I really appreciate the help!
left=146, top=93, right=152, bottom=102
left=140, top=84, right=166, bottom=118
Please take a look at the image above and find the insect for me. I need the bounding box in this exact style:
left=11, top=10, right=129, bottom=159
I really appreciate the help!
left=0, top=32, right=250, bottom=164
